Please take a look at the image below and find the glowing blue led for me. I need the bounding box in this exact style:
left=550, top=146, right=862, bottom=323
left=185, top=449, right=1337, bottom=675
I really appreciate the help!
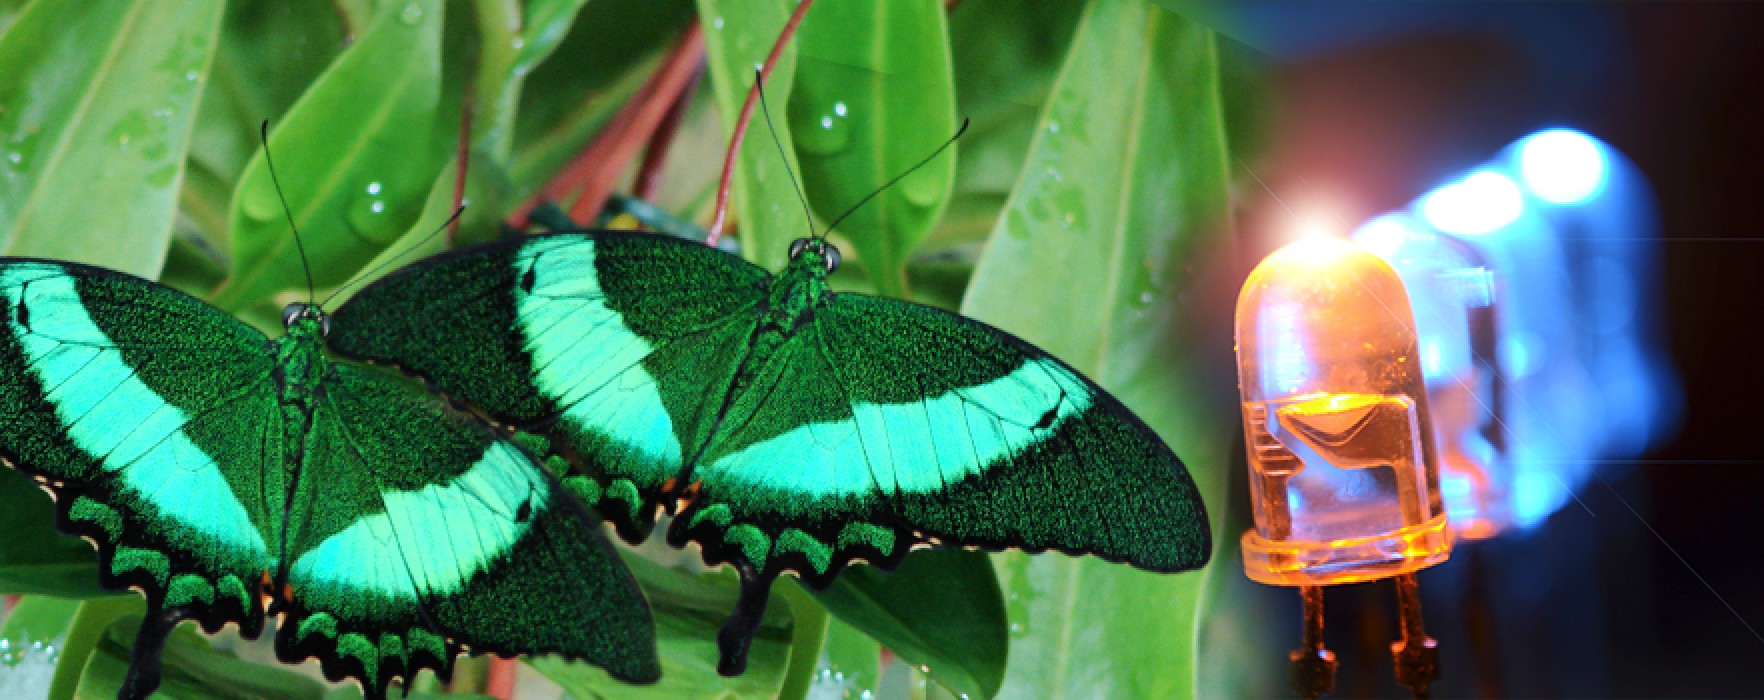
left=1518, top=129, right=1608, bottom=204
left=1350, top=127, right=1679, bottom=539
left=1353, top=214, right=1412, bottom=259
left=1421, top=171, right=1524, bottom=235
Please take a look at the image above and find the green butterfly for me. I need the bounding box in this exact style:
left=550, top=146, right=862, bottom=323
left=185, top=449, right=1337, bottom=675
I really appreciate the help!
left=0, top=259, right=660, bottom=699
left=330, top=230, right=1214, bottom=674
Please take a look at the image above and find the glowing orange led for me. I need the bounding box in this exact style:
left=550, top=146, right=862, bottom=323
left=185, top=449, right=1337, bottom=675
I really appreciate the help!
left=1235, top=238, right=1453, bottom=586
left=1234, top=238, right=1447, bottom=698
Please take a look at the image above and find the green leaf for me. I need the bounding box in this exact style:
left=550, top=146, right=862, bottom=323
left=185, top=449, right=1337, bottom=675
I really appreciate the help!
left=74, top=613, right=325, bottom=700
left=182, top=2, right=350, bottom=250
left=771, top=579, right=829, bottom=700
left=959, top=1, right=1238, bottom=698
left=0, top=469, right=105, bottom=598
left=924, top=0, right=1086, bottom=254
left=0, top=0, right=225, bottom=279
left=813, top=615, right=883, bottom=699
left=48, top=596, right=140, bottom=700
left=326, top=161, right=466, bottom=306
left=527, top=555, right=803, bottom=699
left=0, top=595, right=81, bottom=699
left=789, top=0, right=956, bottom=298
left=468, top=0, right=592, bottom=165
left=695, top=0, right=805, bottom=272
left=211, top=0, right=446, bottom=311
left=814, top=551, right=1006, bottom=699
left=1, top=595, right=82, bottom=644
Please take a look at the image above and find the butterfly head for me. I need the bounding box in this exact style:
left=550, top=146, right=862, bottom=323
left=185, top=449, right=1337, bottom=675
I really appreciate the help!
left=787, top=237, right=841, bottom=276
left=281, top=302, right=331, bottom=338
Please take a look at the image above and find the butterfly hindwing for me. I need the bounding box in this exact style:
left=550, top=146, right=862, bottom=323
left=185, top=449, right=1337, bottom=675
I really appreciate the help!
left=0, top=261, right=281, bottom=687
left=331, top=232, right=772, bottom=538
left=277, top=364, right=660, bottom=693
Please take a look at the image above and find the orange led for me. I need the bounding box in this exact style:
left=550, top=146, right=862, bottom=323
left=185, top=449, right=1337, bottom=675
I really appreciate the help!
left=1236, top=238, right=1452, bottom=585
left=1234, top=238, right=1448, bottom=698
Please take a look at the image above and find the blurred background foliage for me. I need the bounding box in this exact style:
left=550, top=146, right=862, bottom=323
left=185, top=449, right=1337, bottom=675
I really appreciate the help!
left=0, top=0, right=1246, bottom=697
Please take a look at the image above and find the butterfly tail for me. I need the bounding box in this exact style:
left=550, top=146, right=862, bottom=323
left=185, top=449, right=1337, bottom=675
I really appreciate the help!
left=117, top=605, right=186, bottom=700
left=716, top=562, right=776, bottom=676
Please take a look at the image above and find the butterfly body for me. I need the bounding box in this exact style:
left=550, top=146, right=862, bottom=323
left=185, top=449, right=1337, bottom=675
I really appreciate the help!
left=332, top=231, right=1214, bottom=674
left=0, top=261, right=659, bottom=699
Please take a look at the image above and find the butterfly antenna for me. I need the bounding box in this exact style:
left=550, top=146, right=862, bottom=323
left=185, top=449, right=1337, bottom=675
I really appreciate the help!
left=754, top=68, right=817, bottom=240
left=319, top=205, right=466, bottom=307
left=823, top=117, right=968, bottom=237
left=260, top=120, right=317, bottom=303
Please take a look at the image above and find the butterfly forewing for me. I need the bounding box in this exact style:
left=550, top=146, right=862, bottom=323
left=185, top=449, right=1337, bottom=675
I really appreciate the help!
left=0, top=261, right=281, bottom=637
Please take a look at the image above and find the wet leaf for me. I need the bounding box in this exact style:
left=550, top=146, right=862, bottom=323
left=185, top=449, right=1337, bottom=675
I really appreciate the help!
left=47, top=596, right=139, bottom=700
left=960, top=1, right=1239, bottom=697
left=789, top=0, right=956, bottom=297
left=74, top=613, right=323, bottom=700
left=0, top=0, right=224, bottom=279
left=815, top=550, right=1006, bottom=699
left=924, top=0, right=1086, bottom=253
left=211, top=0, right=446, bottom=310
left=181, top=2, right=349, bottom=250
left=811, top=616, right=883, bottom=699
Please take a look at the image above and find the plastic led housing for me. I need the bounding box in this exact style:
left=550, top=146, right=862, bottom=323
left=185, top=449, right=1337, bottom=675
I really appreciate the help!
left=1235, top=239, right=1452, bottom=586
left=1355, top=214, right=1506, bottom=540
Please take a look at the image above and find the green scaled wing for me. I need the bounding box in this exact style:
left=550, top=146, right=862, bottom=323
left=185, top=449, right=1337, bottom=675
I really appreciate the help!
left=678, top=292, right=1211, bottom=582
left=279, top=363, right=659, bottom=695
left=0, top=260, right=282, bottom=692
left=330, top=231, right=773, bottom=539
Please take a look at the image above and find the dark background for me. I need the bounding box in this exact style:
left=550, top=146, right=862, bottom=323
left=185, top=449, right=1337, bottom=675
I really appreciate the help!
left=1203, top=2, right=1764, bottom=697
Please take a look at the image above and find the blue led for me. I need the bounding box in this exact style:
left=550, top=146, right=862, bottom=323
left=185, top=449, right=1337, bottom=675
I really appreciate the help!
left=1517, top=128, right=1609, bottom=205
left=1353, top=128, right=1680, bottom=538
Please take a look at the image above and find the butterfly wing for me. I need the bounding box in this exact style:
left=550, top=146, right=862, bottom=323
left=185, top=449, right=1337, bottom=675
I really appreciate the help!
left=329, top=231, right=771, bottom=538
left=0, top=261, right=283, bottom=691
left=278, top=363, right=659, bottom=697
left=678, top=292, right=1212, bottom=585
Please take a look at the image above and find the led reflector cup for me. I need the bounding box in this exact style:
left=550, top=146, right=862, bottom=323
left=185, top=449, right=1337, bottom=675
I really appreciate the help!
left=1236, top=239, right=1452, bottom=586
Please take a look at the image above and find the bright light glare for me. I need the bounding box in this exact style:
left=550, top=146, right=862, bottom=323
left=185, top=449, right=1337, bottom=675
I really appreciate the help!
left=1287, top=214, right=1341, bottom=243
left=1518, top=129, right=1608, bottom=204
left=1351, top=214, right=1412, bottom=259
left=1422, top=171, right=1523, bottom=235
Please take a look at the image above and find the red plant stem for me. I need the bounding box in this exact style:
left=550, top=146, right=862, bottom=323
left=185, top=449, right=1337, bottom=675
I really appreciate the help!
left=705, top=0, right=816, bottom=246
left=510, top=99, right=640, bottom=227
left=634, top=63, right=704, bottom=204
left=564, top=24, right=704, bottom=223
left=507, top=23, right=705, bottom=229
left=449, top=85, right=473, bottom=245
left=485, top=657, right=517, bottom=700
